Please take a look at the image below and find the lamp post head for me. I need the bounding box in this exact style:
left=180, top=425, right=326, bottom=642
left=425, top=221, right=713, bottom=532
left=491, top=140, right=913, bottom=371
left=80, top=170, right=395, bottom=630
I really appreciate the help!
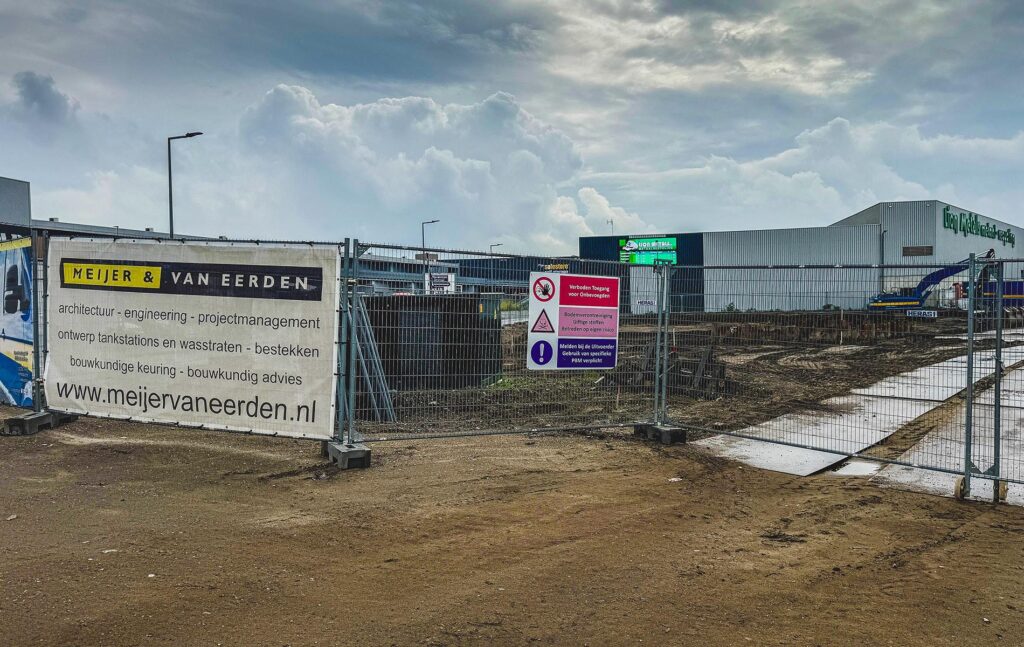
left=169, top=131, right=204, bottom=142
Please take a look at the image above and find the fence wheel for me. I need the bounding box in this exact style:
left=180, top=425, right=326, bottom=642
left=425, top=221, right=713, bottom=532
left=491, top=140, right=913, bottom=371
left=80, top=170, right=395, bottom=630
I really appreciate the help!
left=953, top=476, right=966, bottom=501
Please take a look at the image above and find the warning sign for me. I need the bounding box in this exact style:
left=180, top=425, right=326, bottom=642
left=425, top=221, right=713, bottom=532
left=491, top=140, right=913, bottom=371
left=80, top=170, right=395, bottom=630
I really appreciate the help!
left=530, top=340, right=553, bottom=365
left=532, top=276, right=556, bottom=302
left=531, top=309, right=555, bottom=333
left=526, top=272, right=620, bottom=371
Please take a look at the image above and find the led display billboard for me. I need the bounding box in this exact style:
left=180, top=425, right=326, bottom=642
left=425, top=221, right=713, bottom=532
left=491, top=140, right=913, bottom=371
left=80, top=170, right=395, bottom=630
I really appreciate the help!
left=618, top=237, right=677, bottom=265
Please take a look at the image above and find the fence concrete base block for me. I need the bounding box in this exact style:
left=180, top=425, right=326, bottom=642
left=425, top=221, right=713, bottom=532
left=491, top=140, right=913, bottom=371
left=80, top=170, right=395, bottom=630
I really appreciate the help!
left=633, top=424, right=686, bottom=445
left=325, top=442, right=372, bottom=469
left=2, top=410, right=78, bottom=437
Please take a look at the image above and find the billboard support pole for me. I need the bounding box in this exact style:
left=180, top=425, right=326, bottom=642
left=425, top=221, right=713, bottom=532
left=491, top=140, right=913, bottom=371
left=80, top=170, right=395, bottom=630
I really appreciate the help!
left=633, top=259, right=685, bottom=445
left=652, top=263, right=665, bottom=424
left=659, top=264, right=671, bottom=424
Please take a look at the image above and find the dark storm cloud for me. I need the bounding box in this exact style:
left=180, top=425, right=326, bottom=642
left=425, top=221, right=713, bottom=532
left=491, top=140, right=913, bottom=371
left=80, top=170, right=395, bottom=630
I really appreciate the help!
left=825, top=1, right=1024, bottom=136
left=10, top=71, right=78, bottom=124
left=210, top=0, right=545, bottom=80
left=0, top=0, right=552, bottom=87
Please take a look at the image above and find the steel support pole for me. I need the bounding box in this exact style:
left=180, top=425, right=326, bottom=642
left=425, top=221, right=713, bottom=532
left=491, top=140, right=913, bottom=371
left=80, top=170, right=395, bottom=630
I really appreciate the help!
left=167, top=138, right=174, bottom=239
left=346, top=239, right=360, bottom=445
left=652, top=265, right=665, bottom=424
left=659, top=266, right=671, bottom=423
left=993, top=260, right=1004, bottom=503
left=334, top=239, right=351, bottom=441
left=41, top=232, right=48, bottom=381
left=29, top=228, right=42, bottom=412
left=964, top=253, right=977, bottom=498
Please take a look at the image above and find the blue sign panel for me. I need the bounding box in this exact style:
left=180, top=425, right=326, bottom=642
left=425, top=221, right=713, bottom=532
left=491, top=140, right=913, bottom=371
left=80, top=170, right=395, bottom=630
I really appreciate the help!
left=530, top=340, right=553, bottom=366
left=555, top=338, right=617, bottom=369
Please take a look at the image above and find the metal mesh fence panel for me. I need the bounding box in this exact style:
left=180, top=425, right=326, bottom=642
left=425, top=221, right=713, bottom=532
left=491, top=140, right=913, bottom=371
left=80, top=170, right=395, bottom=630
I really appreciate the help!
left=663, top=262, right=983, bottom=478
left=31, top=230, right=1024, bottom=493
left=347, top=242, right=662, bottom=440
left=340, top=244, right=1024, bottom=494
left=961, top=259, right=1024, bottom=499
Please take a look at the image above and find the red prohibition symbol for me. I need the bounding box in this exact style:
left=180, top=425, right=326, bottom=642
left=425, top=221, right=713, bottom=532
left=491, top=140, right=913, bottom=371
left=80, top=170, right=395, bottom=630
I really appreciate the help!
left=533, top=276, right=556, bottom=302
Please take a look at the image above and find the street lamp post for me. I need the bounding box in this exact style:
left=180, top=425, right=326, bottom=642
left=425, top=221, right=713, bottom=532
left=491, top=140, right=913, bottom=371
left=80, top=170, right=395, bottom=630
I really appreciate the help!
left=489, top=243, right=503, bottom=290
left=421, top=219, right=439, bottom=293
left=167, top=131, right=203, bottom=239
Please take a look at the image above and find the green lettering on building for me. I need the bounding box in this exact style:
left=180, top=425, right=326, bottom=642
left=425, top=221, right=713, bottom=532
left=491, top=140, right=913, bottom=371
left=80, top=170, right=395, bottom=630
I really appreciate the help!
left=942, top=206, right=1016, bottom=248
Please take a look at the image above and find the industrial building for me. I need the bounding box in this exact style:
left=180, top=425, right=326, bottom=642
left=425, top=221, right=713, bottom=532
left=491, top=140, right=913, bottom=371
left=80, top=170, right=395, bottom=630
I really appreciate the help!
left=7, top=173, right=1021, bottom=315
left=579, top=201, right=1024, bottom=312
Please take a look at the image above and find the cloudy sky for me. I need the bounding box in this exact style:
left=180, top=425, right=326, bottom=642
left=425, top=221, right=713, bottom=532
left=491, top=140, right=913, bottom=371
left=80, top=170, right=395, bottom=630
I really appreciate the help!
left=1, top=1, right=1022, bottom=253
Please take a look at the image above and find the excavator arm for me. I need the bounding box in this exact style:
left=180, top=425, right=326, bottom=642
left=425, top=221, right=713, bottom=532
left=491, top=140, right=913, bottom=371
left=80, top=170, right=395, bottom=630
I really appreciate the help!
left=869, top=249, right=994, bottom=310
left=915, top=249, right=995, bottom=300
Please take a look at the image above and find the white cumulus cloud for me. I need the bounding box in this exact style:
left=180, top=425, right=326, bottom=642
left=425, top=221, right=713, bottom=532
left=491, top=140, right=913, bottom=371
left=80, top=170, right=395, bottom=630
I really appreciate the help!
left=585, top=117, right=1024, bottom=233
left=230, top=85, right=650, bottom=252
left=25, top=83, right=650, bottom=254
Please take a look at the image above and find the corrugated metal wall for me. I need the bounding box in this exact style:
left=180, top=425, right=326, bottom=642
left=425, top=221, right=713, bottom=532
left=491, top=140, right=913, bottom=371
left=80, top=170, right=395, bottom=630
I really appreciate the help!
left=701, top=225, right=880, bottom=312
left=875, top=201, right=940, bottom=298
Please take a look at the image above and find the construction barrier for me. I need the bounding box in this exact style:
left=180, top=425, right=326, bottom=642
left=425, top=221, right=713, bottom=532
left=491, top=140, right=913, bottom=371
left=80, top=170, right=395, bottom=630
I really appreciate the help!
left=15, top=232, right=1024, bottom=497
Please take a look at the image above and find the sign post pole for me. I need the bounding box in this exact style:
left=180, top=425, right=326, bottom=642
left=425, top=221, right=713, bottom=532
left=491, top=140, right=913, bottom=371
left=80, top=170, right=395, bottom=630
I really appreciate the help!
left=633, top=260, right=685, bottom=445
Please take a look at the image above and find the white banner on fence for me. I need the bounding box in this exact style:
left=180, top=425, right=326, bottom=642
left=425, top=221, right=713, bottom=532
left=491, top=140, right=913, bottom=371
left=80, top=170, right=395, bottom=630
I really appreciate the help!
left=44, top=238, right=340, bottom=440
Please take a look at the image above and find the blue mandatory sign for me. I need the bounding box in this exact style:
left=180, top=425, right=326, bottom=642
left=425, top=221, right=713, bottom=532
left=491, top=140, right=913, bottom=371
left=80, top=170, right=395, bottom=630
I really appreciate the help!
left=530, top=340, right=553, bottom=365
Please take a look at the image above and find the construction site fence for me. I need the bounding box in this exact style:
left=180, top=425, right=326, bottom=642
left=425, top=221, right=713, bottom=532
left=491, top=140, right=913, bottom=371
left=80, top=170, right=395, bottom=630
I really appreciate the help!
left=335, top=244, right=1023, bottom=500
left=655, top=256, right=1022, bottom=503
left=341, top=240, right=663, bottom=442
left=23, top=231, right=1024, bottom=499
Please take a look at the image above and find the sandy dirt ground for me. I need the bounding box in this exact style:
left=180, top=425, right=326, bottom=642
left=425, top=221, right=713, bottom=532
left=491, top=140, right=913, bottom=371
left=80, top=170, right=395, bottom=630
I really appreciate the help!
left=3, top=414, right=1024, bottom=647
